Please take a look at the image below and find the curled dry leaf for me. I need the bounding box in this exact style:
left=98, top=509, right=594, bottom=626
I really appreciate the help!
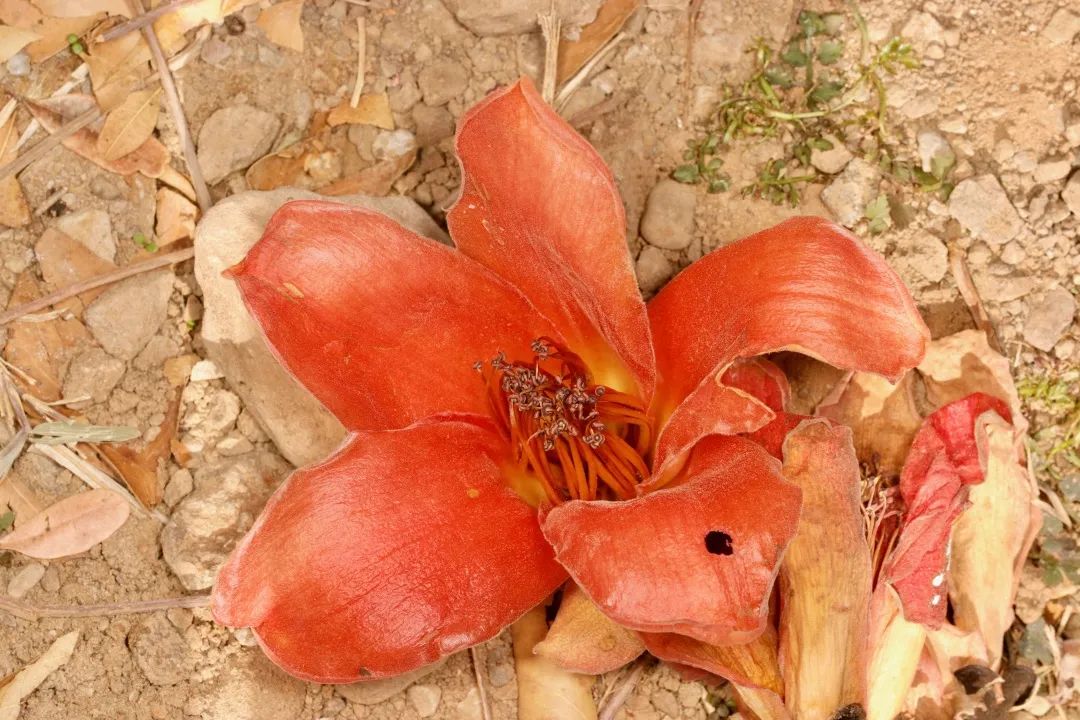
left=0, top=476, right=43, bottom=527
left=245, top=137, right=324, bottom=191
left=27, top=94, right=170, bottom=178
left=556, top=0, right=641, bottom=85
left=917, top=329, right=1021, bottom=421
left=0, top=0, right=42, bottom=27
left=86, top=30, right=152, bottom=110
left=256, top=0, right=304, bottom=53
left=34, top=228, right=117, bottom=314
left=0, top=630, right=79, bottom=720
left=96, top=87, right=161, bottom=162
left=99, top=394, right=180, bottom=508
left=318, top=149, right=417, bottom=197
left=533, top=583, right=644, bottom=674
left=866, top=588, right=927, bottom=720
left=326, top=93, right=394, bottom=129
left=24, top=14, right=100, bottom=62
left=0, top=110, right=30, bottom=228
left=0, top=23, right=39, bottom=62
left=511, top=604, right=597, bottom=720
left=155, top=186, right=198, bottom=246
left=0, top=487, right=129, bottom=559
left=33, top=0, right=130, bottom=16
left=778, top=419, right=872, bottom=720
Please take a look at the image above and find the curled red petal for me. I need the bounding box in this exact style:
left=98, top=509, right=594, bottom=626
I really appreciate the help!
left=649, top=216, right=929, bottom=465
left=448, top=78, right=654, bottom=400
left=640, top=628, right=784, bottom=693
left=542, top=435, right=801, bottom=646
left=211, top=416, right=566, bottom=682
left=721, top=357, right=808, bottom=460
left=885, top=393, right=1010, bottom=627
left=230, top=200, right=564, bottom=431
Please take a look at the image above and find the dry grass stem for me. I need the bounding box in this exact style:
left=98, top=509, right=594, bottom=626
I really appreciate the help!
left=598, top=660, right=647, bottom=720
left=350, top=16, right=367, bottom=107
left=539, top=5, right=561, bottom=105
left=469, top=645, right=493, bottom=720
left=97, top=0, right=203, bottom=42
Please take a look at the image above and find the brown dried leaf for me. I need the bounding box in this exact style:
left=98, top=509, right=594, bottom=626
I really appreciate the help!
left=3, top=273, right=67, bottom=401
left=0, top=0, right=42, bottom=27
left=24, top=14, right=99, bottom=62
left=512, top=604, right=597, bottom=720
left=27, top=94, right=169, bottom=178
left=0, top=631, right=79, bottom=720
left=0, top=23, right=39, bottom=62
left=817, top=372, right=923, bottom=476
left=96, top=87, right=160, bottom=161
left=917, top=329, right=1021, bottom=421
left=556, top=0, right=641, bottom=84
left=326, top=93, right=394, bottom=129
left=256, top=0, right=304, bottom=53
left=0, top=488, right=128, bottom=558
left=34, top=228, right=116, bottom=314
left=533, top=584, right=644, bottom=674
left=32, top=0, right=130, bottom=16
left=98, top=395, right=179, bottom=508
left=0, top=476, right=44, bottom=526
left=318, top=149, right=416, bottom=197
left=949, top=412, right=1039, bottom=667
left=0, top=112, right=30, bottom=227
left=85, top=31, right=151, bottom=111
left=155, top=186, right=197, bottom=246
left=245, top=138, right=317, bottom=191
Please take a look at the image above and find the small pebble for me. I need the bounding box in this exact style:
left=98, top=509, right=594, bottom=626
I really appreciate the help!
left=406, top=684, right=441, bottom=718
left=7, top=563, right=45, bottom=599
left=5, top=51, right=30, bottom=77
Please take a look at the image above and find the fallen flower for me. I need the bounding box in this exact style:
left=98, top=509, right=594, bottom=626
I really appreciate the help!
left=210, top=77, right=930, bottom=684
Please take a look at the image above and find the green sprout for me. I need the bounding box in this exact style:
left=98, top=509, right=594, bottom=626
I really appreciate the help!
left=66, top=33, right=85, bottom=55
left=0, top=509, right=13, bottom=533
left=673, top=133, right=730, bottom=193
left=133, top=232, right=158, bottom=253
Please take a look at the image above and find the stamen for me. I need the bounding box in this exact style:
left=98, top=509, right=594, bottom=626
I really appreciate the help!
left=477, top=339, right=651, bottom=503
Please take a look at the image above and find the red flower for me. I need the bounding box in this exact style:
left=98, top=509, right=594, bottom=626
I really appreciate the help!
left=210, top=77, right=930, bottom=683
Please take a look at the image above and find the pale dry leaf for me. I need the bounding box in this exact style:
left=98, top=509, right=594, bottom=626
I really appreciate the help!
left=557, top=0, right=641, bottom=84
left=96, top=87, right=161, bottom=161
left=3, top=273, right=71, bottom=401
left=34, top=227, right=117, bottom=314
left=0, top=631, right=79, bottom=720
left=256, top=0, right=304, bottom=52
left=533, top=584, right=644, bottom=674
left=326, top=93, right=394, bottom=129
left=0, top=487, right=129, bottom=558
left=154, top=186, right=197, bottom=245
left=151, top=0, right=225, bottom=53
left=85, top=31, right=151, bottom=111
left=245, top=137, right=320, bottom=191
left=0, top=23, right=40, bottom=62
left=511, top=605, right=597, bottom=720
left=99, top=394, right=179, bottom=508
left=917, top=329, right=1022, bottom=422
left=32, top=0, right=130, bottom=17
left=865, top=588, right=928, bottom=720
left=0, top=112, right=30, bottom=228
left=0, top=477, right=43, bottom=525
left=0, top=0, right=42, bottom=27
left=24, top=14, right=99, bottom=62
left=317, top=149, right=416, bottom=197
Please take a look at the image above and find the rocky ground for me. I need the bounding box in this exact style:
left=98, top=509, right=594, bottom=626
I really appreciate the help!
left=0, top=1, right=1078, bottom=719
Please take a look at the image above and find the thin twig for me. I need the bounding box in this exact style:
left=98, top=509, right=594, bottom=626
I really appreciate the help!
left=538, top=3, right=562, bottom=105
left=683, top=0, right=705, bottom=125
left=0, top=108, right=100, bottom=182
left=0, top=594, right=210, bottom=621
left=598, top=660, right=648, bottom=720
left=32, top=187, right=66, bottom=216
left=350, top=16, right=366, bottom=107
left=555, top=31, right=627, bottom=111
left=128, top=0, right=212, bottom=213
left=469, top=645, right=493, bottom=720
left=948, top=243, right=1003, bottom=353
left=0, top=247, right=193, bottom=326
left=97, top=0, right=203, bottom=42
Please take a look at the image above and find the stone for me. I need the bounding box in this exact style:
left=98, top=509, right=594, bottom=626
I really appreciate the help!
left=948, top=175, right=1022, bottom=245
left=62, top=347, right=125, bottom=406
left=372, top=129, right=418, bottom=160
left=180, top=383, right=242, bottom=452
left=5, top=51, right=29, bottom=77
left=412, top=103, right=455, bottom=145
left=635, top=246, right=673, bottom=295
left=129, top=614, right=192, bottom=686
left=442, top=0, right=601, bottom=36
left=901, top=12, right=945, bottom=52
left=194, top=189, right=449, bottom=467
left=1034, top=160, right=1072, bottom=184
left=163, top=468, right=194, bottom=508
left=972, top=271, right=1035, bottom=303
left=899, top=234, right=948, bottom=284
left=336, top=659, right=446, bottom=705
left=821, top=158, right=879, bottom=228
left=1024, top=287, right=1076, bottom=352
left=917, top=131, right=954, bottom=174
left=1000, top=241, right=1026, bottom=266
left=809, top=137, right=853, bottom=174
left=417, top=60, right=469, bottom=107
left=84, top=270, right=173, bottom=360
left=677, top=683, right=700, bottom=708
left=651, top=689, right=681, bottom=718
left=640, top=179, right=696, bottom=250
left=407, top=684, right=442, bottom=717
left=160, top=456, right=274, bottom=591
left=217, top=434, right=254, bottom=456
left=54, top=209, right=116, bottom=262
left=488, top=661, right=514, bottom=687
left=456, top=688, right=483, bottom=720
left=6, top=563, right=45, bottom=598
left=1042, top=8, right=1080, bottom=45
left=194, top=652, right=305, bottom=720
left=189, top=359, right=224, bottom=382
left=1062, top=172, right=1080, bottom=217
left=200, top=36, right=232, bottom=65
left=196, top=106, right=281, bottom=185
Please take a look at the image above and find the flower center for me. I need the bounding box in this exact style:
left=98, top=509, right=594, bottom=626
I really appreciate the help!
left=476, top=338, right=651, bottom=504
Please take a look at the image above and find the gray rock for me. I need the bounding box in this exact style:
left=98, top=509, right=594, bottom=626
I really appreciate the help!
left=635, top=246, right=673, bottom=295
left=196, top=106, right=280, bottom=185
left=163, top=468, right=194, bottom=508
left=809, top=136, right=853, bottom=174
left=1024, top=287, right=1076, bottom=352
left=194, top=188, right=449, bottom=468
left=948, top=175, right=1022, bottom=245
left=972, top=271, right=1035, bottom=303
left=84, top=270, right=173, bottom=360
left=1034, top=159, right=1072, bottom=184
left=1063, top=172, right=1080, bottom=218
left=901, top=12, right=945, bottom=52
left=651, top=689, right=681, bottom=718
left=62, top=347, right=125, bottom=406
left=443, top=0, right=601, bottom=36
left=372, top=129, right=417, bottom=160
left=488, top=661, right=514, bottom=687
left=160, top=456, right=272, bottom=591
left=640, top=179, right=696, bottom=250
left=456, top=688, right=483, bottom=720
left=5, top=51, right=29, bottom=77
left=6, top=563, right=44, bottom=599
left=336, top=659, right=446, bottom=705
left=407, top=684, right=442, bottom=718
left=821, top=158, right=879, bottom=228
left=195, top=652, right=305, bottom=720
left=417, top=60, right=469, bottom=107
left=129, top=614, right=192, bottom=686
left=1042, top=8, right=1080, bottom=45
left=54, top=209, right=116, bottom=262
left=413, top=103, right=455, bottom=145
left=899, top=234, right=948, bottom=284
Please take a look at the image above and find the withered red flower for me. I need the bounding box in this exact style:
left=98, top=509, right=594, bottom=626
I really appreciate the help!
left=210, top=77, right=930, bottom=683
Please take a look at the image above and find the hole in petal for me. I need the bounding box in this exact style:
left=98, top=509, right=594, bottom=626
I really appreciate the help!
left=704, top=530, right=733, bottom=556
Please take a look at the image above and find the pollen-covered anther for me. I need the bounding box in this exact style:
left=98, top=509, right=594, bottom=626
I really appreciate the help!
left=477, top=338, right=651, bottom=504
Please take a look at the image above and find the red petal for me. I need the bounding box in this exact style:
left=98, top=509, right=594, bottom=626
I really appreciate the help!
left=641, top=628, right=784, bottom=693
left=885, top=393, right=1010, bottom=627
left=542, top=435, right=800, bottom=646
left=722, top=357, right=790, bottom=412
left=211, top=416, right=565, bottom=682
left=649, top=216, right=929, bottom=465
left=448, top=78, right=654, bottom=399
left=230, top=201, right=564, bottom=431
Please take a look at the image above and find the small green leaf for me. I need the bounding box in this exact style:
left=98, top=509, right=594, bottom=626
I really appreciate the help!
left=807, top=137, right=834, bottom=151
left=0, top=510, right=14, bottom=533
left=817, top=41, right=844, bottom=65
left=707, top=177, right=730, bottom=193
left=865, top=193, right=891, bottom=234
left=781, top=44, right=809, bottom=67
left=672, top=165, right=700, bottom=184
left=797, top=11, right=825, bottom=38
left=764, top=66, right=794, bottom=88
left=808, top=80, right=845, bottom=105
